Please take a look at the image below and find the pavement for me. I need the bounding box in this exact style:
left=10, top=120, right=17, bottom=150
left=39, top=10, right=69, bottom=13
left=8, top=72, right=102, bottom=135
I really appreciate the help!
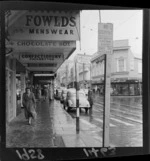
left=6, top=97, right=104, bottom=147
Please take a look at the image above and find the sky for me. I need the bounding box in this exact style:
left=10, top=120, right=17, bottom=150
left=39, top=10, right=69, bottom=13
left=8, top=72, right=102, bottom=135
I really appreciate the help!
left=69, top=10, right=143, bottom=60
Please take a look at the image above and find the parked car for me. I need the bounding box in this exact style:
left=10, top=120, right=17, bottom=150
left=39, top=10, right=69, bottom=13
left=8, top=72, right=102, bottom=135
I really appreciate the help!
left=80, top=88, right=88, bottom=98
left=64, top=88, right=90, bottom=113
left=60, top=88, right=68, bottom=104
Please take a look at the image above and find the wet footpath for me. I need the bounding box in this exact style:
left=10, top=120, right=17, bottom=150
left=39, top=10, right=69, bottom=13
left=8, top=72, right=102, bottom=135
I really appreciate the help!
left=6, top=98, right=103, bottom=147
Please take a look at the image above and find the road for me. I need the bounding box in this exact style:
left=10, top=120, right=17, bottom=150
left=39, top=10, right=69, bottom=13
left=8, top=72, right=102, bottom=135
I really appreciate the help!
left=62, top=96, right=143, bottom=147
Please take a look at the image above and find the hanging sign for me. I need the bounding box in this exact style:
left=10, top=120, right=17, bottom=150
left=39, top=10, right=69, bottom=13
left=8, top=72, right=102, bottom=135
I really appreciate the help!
left=19, top=53, right=64, bottom=63
left=7, top=40, right=76, bottom=51
left=75, top=54, right=91, bottom=64
left=28, top=63, right=57, bottom=67
left=8, top=10, right=80, bottom=41
left=98, top=23, right=113, bottom=55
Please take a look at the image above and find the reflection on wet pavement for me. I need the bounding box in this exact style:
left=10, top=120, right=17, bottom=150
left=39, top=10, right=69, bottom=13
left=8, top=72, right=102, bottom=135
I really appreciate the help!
left=6, top=99, right=64, bottom=147
left=68, top=95, right=142, bottom=147
left=6, top=95, right=143, bottom=147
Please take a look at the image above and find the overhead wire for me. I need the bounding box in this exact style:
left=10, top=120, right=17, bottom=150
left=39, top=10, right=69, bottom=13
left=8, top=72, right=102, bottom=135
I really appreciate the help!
left=114, top=10, right=141, bottom=30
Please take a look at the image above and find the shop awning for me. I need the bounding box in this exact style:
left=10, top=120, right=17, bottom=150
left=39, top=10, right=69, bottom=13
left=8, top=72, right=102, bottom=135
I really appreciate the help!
left=6, top=10, right=80, bottom=74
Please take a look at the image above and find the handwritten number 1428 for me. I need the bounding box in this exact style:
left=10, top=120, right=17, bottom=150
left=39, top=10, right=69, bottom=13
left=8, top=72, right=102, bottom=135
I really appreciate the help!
left=16, top=148, right=45, bottom=160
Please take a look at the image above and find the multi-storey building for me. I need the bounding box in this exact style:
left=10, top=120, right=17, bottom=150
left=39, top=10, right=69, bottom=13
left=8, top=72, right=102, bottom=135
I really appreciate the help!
left=56, top=59, right=74, bottom=87
left=91, top=39, right=142, bottom=96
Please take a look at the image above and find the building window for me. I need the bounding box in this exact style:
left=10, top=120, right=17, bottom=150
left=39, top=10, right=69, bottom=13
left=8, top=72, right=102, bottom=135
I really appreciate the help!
left=117, top=58, right=126, bottom=72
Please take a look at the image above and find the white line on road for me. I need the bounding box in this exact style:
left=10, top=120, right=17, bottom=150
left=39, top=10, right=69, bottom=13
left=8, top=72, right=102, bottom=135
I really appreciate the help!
left=94, top=103, right=103, bottom=107
left=110, top=108, right=141, bottom=118
left=122, top=116, right=142, bottom=124
left=94, top=102, right=142, bottom=110
left=110, top=117, right=134, bottom=126
left=94, top=118, right=116, bottom=127
left=93, top=107, right=103, bottom=112
left=94, top=103, right=142, bottom=124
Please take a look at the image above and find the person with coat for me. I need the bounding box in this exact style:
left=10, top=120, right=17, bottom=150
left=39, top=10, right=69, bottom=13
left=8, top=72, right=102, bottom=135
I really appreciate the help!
left=43, top=87, right=48, bottom=101
left=22, top=87, right=37, bottom=125
left=88, top=87, right=93, bottom=109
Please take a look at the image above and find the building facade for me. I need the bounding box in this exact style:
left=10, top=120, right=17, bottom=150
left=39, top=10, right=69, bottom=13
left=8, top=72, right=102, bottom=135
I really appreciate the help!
left=69, top=54, right=92, bottom=89
left=91, top=39, right=142, bottom=96
left=56, top=59, right=74, bottom=87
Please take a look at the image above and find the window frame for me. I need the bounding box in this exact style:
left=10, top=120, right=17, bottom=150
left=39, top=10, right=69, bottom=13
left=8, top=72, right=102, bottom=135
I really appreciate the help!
left=0, top=2, right=150, bottom=160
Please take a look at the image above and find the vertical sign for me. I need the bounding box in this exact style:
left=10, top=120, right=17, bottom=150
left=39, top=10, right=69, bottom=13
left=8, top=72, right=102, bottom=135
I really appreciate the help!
left=97, top=23, right=113, bottom=147
left=98, top=23, right=113, bottom=56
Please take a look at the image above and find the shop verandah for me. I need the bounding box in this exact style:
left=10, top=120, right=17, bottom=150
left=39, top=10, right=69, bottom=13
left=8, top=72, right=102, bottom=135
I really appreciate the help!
left=4, top=9, right=79, bottom=123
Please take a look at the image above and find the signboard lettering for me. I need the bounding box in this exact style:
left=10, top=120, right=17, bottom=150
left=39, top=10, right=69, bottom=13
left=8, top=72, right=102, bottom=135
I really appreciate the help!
left=98, top=23, right=113, bottom=55
left=28, top=63, right=57, bottom=67
left=20, top=54, right=62, bottom=61
left=8, top=11, right=80, bottom=40
left=6, top=40, right=76, bottom=51
left=16, top=40, right=75, bottom=47
left=25, top=15, right=76, bottom=27
left=26, top=28, right=74, bottom=35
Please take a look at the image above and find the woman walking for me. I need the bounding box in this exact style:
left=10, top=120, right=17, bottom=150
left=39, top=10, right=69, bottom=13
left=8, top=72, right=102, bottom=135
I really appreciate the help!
left=43, top=87, right=48, bottom=101
left=22, top=87, right=37, bottom=125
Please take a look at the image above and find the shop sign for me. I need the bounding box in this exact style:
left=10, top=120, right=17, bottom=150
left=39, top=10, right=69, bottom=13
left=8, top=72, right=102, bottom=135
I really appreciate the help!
left=28, top=63, right=57, bottom=67
left=76, top=55, right=91, bottom=64
left=7, top=40, right=76, bottom=51
left=26, top=67, right=56, bottom=72
left=8, top=10, right=80, bottom=41
left=19, top=53, right=64, bottom=63
left=98, top=23, right=113, bottom=55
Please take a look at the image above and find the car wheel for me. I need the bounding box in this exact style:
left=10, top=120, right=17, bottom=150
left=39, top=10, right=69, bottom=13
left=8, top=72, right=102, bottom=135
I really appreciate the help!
left=63, top=104, right=66, bottom=110
left=67, top=107, right=70, bottom=112
left=80, top=108, right=82, bottom=113
left=85, top=108, right=88, bottom=113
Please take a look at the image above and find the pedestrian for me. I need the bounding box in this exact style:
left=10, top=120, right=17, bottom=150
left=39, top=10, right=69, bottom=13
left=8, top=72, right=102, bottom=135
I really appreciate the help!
left=48, top=86, right=52, bottom=101
left=43, top=87, right=48, bottom=101
left=22, top=87, right=37, bottom=125
left=88, top=87, right=93, bottom=109
left=56, top=89, right=58, bottom=99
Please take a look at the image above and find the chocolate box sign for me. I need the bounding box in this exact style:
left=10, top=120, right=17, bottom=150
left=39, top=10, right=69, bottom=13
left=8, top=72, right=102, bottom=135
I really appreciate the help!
left=8, top=10, right=80, bottom=41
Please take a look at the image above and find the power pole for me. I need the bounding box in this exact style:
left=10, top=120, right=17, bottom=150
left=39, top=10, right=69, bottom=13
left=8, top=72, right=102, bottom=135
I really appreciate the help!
left=83, top=63, right=85, bottom=89
left=66, top=63, right=68, bottom=88
left=75, top=61, right=80, bottom=133
left=99, top=10, right=101, bottom=23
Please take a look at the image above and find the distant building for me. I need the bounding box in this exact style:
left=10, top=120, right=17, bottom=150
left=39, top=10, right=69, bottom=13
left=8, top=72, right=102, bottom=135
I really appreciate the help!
left=91, top=39, right=142, bottom=96
left=56, top=59, right=74, bottom=87
left=71, top=54, right=92, bottom=88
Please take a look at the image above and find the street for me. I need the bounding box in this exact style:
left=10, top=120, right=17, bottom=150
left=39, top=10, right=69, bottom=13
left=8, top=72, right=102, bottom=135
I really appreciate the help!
left=64, top=95, right=142, bottom=147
